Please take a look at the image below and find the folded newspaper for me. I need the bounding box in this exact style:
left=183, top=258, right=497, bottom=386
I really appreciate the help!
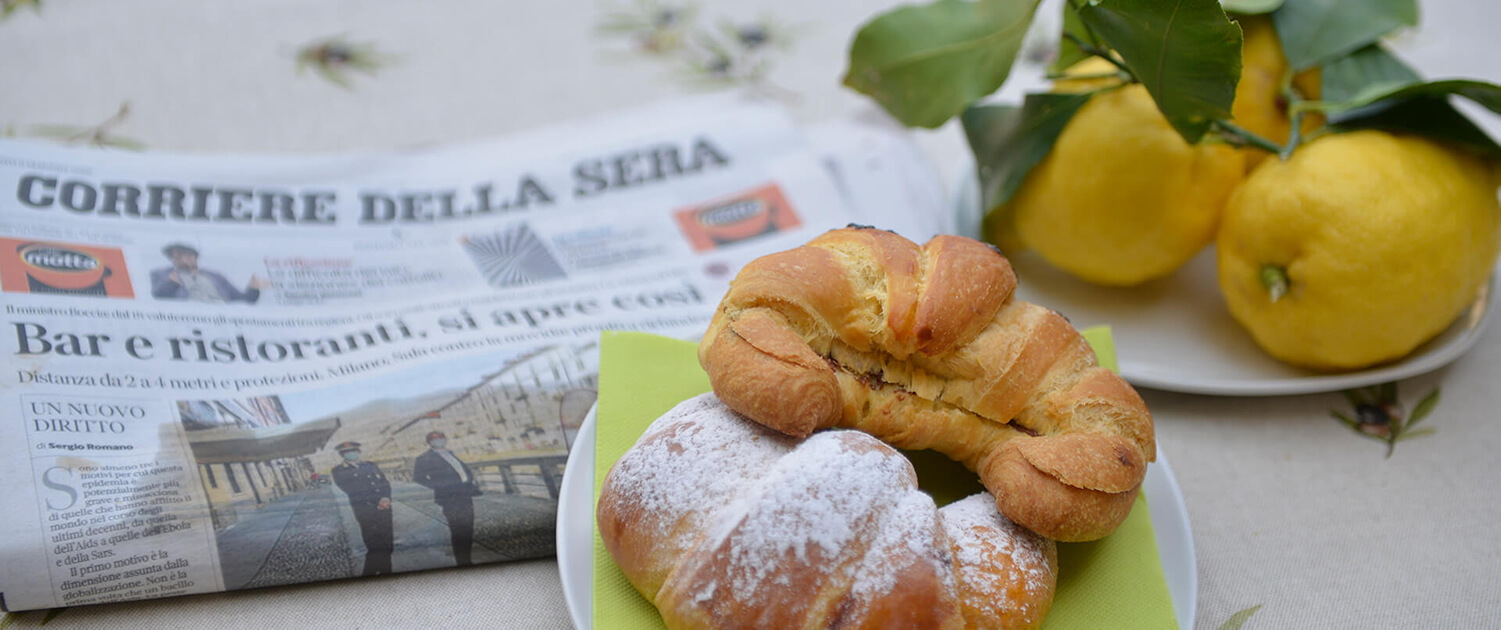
left=0, top=95, right=949, bottom=611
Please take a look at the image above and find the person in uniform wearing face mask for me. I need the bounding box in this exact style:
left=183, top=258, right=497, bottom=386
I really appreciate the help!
left=330, top=441, right=394, bottom=576
left=412, top=431, right=481, bottom=567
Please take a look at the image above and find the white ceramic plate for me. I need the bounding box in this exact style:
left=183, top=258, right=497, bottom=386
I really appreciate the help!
left=557, top=405, right=1198, bottom=629
left=954, top=169, right=1497, bottom=396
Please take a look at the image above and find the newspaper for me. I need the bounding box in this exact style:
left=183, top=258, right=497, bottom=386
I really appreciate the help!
left=0, top=95, right=949, bottom=611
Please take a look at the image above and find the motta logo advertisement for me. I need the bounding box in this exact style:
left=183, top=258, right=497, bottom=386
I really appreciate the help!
left=674, top=184, right=801, bottom=252
left=0, top=238, right=135, bottom=298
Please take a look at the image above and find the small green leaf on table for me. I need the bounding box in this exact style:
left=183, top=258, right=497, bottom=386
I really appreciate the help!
left=1, top=0, right=42, bottom=19
left=1332, top=383, right=1442, bottom=457
left=962, top=92, right=1093, bottom=215
left=39, top=608, right=67, bottom=625
left=1396, top=427, right=1437, bottom=442
left=1330, top=410, right=1359, bottom=432
left=844, top=0, right=1042, bottom=129
left=1077, top=0, right=1243, bottom=144
left=1272, top=0, right=1418, bottom=71
left=1220, top=0, right=1284, bottom=15
left=1217, top=604, right=1263, bottom=630
left=1406, top=387, right=1441, bottom=428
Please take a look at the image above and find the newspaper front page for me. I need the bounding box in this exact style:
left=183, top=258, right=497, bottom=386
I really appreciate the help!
left=0, top=96, right=946, bottom=611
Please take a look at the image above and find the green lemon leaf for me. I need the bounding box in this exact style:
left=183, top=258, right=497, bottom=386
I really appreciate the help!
left=1380, top=80, right=1501, bottom=112
left=1077, top=0, right=1243, bottom=144
left=1321, top=44, right=1501, bottom=116
left=1221, top=0, right=1283, bottom=15
left=844, top=0, right=1042, bottom=129
left=1050, top=0, right=1095, bottom=73
left=1272, top=0, right=1418, bottom=70
left=963, top=92, right=1094, bottom=213
left=1320, top=43, right=1421, bottom=105
left=1330, top=96, right=1501, bottom=157
left=1335, top=79, right=1501, bottom=114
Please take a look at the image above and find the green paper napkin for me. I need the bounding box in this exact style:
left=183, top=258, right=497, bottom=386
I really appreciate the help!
left=1080, top=325, right=1118, bottom=373
left=591, top=331, right=1176, bottom=630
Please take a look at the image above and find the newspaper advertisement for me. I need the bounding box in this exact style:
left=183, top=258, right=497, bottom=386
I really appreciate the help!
left=0, top=96, right=948, bottom=611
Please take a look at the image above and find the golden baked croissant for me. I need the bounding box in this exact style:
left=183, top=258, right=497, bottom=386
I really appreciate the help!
left=598, top=394, right=1058, bottom=630
left=698, top=226, right=1155, bottom=542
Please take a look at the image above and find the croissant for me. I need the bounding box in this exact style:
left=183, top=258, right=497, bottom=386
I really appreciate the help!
left=698, top=226, right=1155, bottom=542
left=597, top=394, right=1058, bottom=629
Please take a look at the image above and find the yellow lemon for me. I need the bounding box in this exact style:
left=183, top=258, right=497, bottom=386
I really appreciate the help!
left=1052, top=56, right=1123, bottom=93
left=1232, top=15, right=1322, bottom=171
left=983, top=56, right=1118, bottom=253
left=1217, top=131, right=1501, bottom=370
left=993, top=57, right=1246, bottom=286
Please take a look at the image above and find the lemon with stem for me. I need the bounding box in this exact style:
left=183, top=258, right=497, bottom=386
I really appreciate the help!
left=996, top=58, right=1246, bottom=286
left=1230, top=15, right=1322, bottom=171
left=1218, top=130, right=1500, bottom=370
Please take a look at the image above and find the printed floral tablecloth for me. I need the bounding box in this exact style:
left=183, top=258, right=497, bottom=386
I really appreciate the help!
left=2, top=1, right=1498, bottom=628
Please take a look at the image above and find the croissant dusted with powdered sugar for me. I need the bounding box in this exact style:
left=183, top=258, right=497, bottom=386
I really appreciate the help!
left=598, top=395, right=1057, bottom=629
left=698, top=226, right=1155, bottom=542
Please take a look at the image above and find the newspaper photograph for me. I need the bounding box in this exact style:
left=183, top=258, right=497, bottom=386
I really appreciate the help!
left=0, top=96, right=948, bottom=612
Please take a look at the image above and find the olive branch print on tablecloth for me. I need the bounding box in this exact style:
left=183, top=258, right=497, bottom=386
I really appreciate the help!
left=1216, top=604, right=1263, bottom=630
left=0, top=607, right=67, bottom=629
left=22, top=102, right=145, bottom=150
left=1, top=0, right=41, bottom=20
left=295, top=35, right=398, bottom=89
left=1332, top=382, right=1440, bottom=458
left=596, top=0, right=798, bottom=99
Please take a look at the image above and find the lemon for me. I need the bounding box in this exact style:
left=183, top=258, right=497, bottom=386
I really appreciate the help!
left=1218, top=130, right=1501, bottom=370
left=1231, top=15, right=1322, bottom=171
left=1052, top=56, right=1124, bottom=94
left=993, top=58, right=1246, bottom=286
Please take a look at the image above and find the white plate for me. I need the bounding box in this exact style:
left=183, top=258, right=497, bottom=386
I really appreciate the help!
left=555, top=404, right=599, bottom=630
left=954, top=169, right=1497, bottom=396
left=557, top=405, right=1198, bottom=629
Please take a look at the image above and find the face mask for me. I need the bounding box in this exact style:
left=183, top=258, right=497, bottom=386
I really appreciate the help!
left=429, top=439, right=447, bottom=449
left=342, top=451, right=360, bottom=462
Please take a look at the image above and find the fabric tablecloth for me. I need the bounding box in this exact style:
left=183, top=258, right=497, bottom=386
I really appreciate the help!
left=2, top=1, right=1498, bottom=628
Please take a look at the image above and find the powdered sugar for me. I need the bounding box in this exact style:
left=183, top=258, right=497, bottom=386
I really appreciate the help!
left=605, top=393, right=1053, bottom=623
left=605, top=394, right=794, bottom=545
left=703, top=430, right=918, bottom=599
left=848, top=491, right=950, bottom=599
left=939, top=493, right=1054, bottom=617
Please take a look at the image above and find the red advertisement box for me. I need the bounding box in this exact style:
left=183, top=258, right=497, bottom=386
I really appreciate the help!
left=673, top=184, right=801, bottom=252
left=0, top=238, right=135, bottom=299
